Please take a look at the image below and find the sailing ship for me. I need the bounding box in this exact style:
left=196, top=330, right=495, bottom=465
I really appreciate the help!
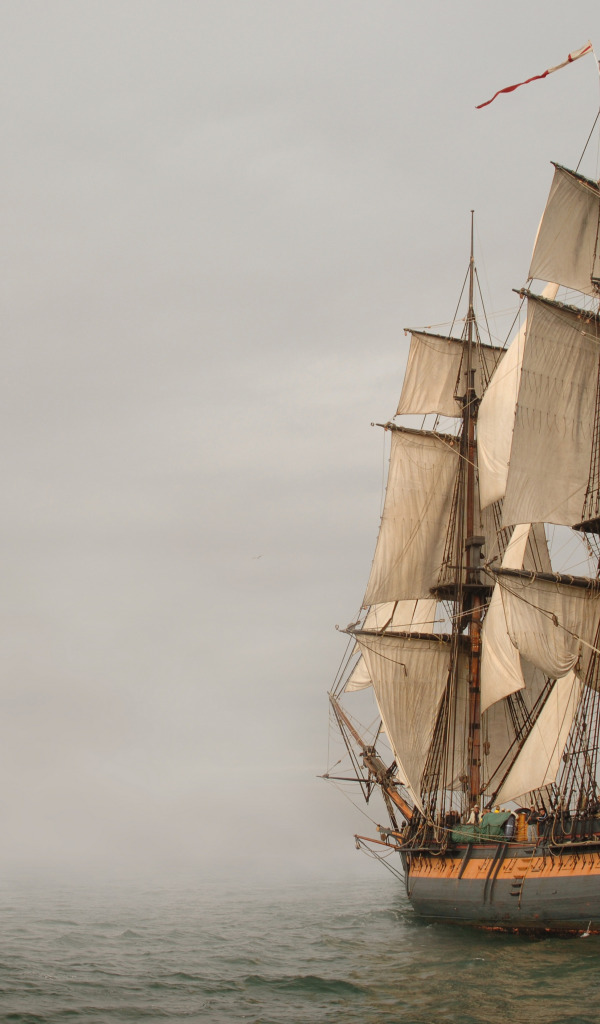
left=326, top=159, right=600, bottom=932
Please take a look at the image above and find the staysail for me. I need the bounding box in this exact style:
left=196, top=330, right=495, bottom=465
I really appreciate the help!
left=495, top=670, right=582, bottom=804
left=481, top=523, right=550, bottom=712
left=477, top=284, right=558, bottom=510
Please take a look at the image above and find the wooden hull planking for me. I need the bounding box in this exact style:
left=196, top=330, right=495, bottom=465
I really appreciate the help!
left=401, top=843, right=600, bottom=932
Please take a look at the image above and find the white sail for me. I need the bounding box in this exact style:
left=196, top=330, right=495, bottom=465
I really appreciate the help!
left=477, top=284, right=558, bottom=510
left=482, top=661, right=549, bottom=791
left=529, top=164, right=600, bottom=296
left=481, top=525, right=531, bottom=711
left=329, top=135, right=600, bottom=897
left=481, top=523, right=551, bottom=711
left=345, top=654, right=372, bottom=692
left=522, top=522, right=552, bottom=576
left=501, top=294, right=599, bottom=528
left=498, top=572, right=600, bottom=681
left=397, top=332, right=504, bottom=418
left=362, top=428, right=459, bottom=606
left=495, top=671, right=582, bottom=804
left=346, top=600, right=437, bottom=692
left=362, top=599, right=438, bottom=633
left=483, top=699, right=520, bottom=788
left=356, top=633, right=455, bottom=811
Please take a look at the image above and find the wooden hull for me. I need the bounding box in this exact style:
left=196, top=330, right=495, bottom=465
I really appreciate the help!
left=402, top=842, right=600, bottom=932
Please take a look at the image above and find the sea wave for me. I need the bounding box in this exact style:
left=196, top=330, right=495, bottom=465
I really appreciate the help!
left=0, top=878, right=596, bottom=1023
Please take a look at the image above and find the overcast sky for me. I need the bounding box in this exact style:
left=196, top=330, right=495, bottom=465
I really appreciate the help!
left=2, top=1, right=600, bottom=885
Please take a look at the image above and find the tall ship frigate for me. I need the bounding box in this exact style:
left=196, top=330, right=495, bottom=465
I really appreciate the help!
left=326, top=157, right=600, bottom=932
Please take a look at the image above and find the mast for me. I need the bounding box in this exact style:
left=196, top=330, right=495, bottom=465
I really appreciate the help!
left=328, top=694, right=414, bottom=822
left=464, top=212, right=483, bottom=807
left=415, top=215, right=495, bottom=820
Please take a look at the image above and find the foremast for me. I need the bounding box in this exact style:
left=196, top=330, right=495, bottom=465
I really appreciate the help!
left=424, top=213, right=489, bottom=820
left=463, top=213, right=483, bottom=808
left=327, top=219, right=500, bottom=833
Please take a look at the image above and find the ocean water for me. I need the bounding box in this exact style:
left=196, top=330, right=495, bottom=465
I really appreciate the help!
left=0, top=873, right=598, bottom=1024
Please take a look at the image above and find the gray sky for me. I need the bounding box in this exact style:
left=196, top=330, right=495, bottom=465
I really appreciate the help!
left=2, top=1, right=600, bottom=884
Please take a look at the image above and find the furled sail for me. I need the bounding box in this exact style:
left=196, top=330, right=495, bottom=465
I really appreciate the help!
left=362, top=427, right=460, bottom=605
left=495, top=670, right=582, bottom=804
left=397, top=332, right=504, bottom=418
left=501, top=293, right=600, bottom=528
left=355, top=633, right=456, bottom=811
left=529, top=164, right=600, bottom=296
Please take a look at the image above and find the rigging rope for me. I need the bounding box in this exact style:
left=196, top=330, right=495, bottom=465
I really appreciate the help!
left=485, top=566, right=600, bottom=661
left=575, top=106, right=600, bottom=173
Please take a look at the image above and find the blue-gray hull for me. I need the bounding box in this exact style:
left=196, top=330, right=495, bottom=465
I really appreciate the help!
left=402, top=843, right=600, bottom=932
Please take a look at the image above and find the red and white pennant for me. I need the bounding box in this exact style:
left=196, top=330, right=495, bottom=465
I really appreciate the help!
left=476, top=41, right=594, bottom=109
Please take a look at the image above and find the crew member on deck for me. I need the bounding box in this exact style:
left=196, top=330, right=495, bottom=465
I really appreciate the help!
left=467, top=804, right=480, bottom=825
left=527, top=805, right=540, bottom=843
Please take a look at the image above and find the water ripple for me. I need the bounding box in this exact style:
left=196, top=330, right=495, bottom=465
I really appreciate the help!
left=0, top=878, right=595, bottom=1023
